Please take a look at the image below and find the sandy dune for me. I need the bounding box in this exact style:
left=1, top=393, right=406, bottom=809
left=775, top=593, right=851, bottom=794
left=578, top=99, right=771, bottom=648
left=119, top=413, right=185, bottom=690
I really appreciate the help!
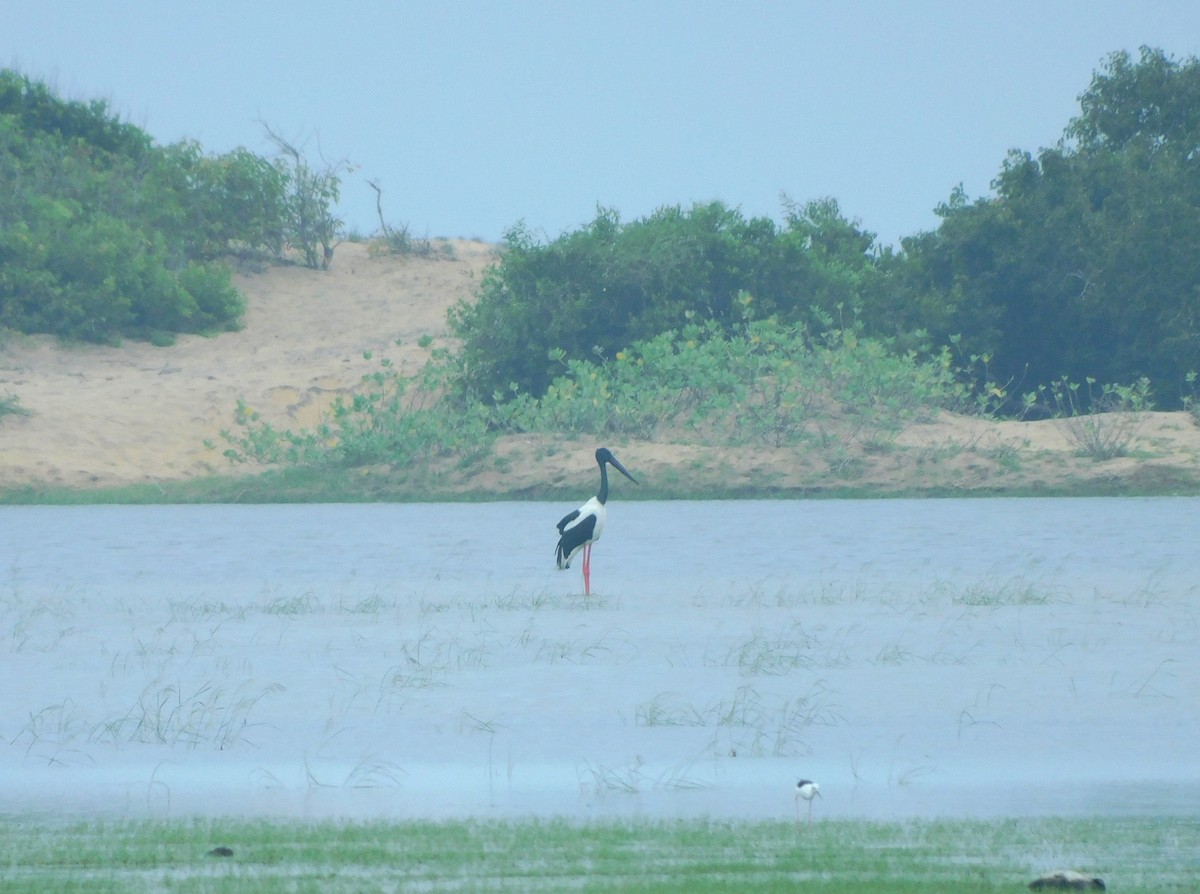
left=0, top=241, right=493, bottom=490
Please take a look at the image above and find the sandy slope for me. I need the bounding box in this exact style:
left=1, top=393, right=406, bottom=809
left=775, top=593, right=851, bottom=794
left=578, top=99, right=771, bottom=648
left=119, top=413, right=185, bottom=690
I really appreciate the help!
left=0, top=241, right=493, bottom=490
left=2, top=241, right=1199, bottom=495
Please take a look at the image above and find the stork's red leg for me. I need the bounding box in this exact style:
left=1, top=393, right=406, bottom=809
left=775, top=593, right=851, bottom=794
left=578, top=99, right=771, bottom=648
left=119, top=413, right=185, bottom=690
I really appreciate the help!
left=582, top=543, right=591, bottom=595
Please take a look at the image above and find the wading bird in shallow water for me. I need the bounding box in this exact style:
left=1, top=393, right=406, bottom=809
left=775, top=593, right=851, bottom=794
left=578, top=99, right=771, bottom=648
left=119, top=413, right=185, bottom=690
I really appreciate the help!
left=795, top=779, right=821, bottom=827
left=555, top=447, right=638, bottom=595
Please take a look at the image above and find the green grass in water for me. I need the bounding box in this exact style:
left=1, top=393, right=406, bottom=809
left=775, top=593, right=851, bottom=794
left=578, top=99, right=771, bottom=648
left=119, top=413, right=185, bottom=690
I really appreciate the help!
left=0, top=816, right=1195, bottom=893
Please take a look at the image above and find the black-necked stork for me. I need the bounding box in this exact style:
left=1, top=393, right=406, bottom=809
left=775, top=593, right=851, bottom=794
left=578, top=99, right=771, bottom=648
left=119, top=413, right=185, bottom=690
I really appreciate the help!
left=795, top=779, right=821, bottom=826
left=555, top=447, right=638, bottom=595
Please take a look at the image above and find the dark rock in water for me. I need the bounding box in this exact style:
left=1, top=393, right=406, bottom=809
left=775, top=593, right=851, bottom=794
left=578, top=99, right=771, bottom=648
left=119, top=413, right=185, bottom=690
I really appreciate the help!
left=206, top=846, right=235, bottom=858
left=1029, top=870, right=1105, bottom=890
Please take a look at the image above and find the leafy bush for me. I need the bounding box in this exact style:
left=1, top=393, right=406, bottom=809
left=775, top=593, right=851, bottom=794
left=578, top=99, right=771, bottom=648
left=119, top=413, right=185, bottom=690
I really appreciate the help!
left=0, top=69, right=151, bottom=158
left=449, top=200, right=884, bottom=401
left=176, top=262, right=245, bottom=331
left=0, top=70, right=345, bottom=343
left=491, top=315, right=964, bottom=449
left=149, top=141, right=289, bottom=259
left=221, top=346, right=493, bottom=469
left=0, top=200, right=243, bottom=341
left=1047, top=376, right=1154, bottom=460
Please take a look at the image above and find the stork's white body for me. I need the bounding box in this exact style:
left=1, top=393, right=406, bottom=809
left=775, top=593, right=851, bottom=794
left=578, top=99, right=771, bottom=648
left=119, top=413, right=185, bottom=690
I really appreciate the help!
left=556, top=497, right=605, bottom=569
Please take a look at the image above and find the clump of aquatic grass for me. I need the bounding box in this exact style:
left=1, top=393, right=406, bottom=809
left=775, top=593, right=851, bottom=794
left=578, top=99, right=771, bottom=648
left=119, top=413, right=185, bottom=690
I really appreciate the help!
left=948, top=578, right=1059, bottom=606
left=342, top=591, right=390, bottom=615
left=18, top=681, right=282, bottom=756
left=302, top=750, right=406, bottom=789
left=377, top=654, right=448, bottom=704
left=373, top=624, right=493, bottom=710
left=534, top=634, right=612, bottom=664
left=704, top=579, right=868, bottom=610
left=722, top=623, right=816, bottom=675
left=577, top=758, right=708, bottom=794
left=491, top=588, right=563, bottom=611
left=1128, top=657, right=1180, bottom=699
left=95, top=680, right=283, bottom=749
left=634, top=693, right=706, bottom=727
left=13, top=698, right=90, bottom=763
left=0, top=392, right=30, bottom=422
left=577, top=758, right=643, bottom=793
left=635, top=683, right=843, bottom=758
left=264, top=591, right=321, bottom=615
left=527, top=626, right=636, bottom=665
left=0, top=815, right=1192, bottom=892
left=168, top=598, right=247, bottom=622
left=956, top=684, right=1006, bottom=741
left=874, top=637, right=920, bottom=666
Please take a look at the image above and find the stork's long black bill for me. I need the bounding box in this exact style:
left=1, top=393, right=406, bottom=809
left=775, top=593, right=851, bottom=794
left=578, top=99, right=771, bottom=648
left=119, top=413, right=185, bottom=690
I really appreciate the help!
left=607, top=455, right=638, bottom=484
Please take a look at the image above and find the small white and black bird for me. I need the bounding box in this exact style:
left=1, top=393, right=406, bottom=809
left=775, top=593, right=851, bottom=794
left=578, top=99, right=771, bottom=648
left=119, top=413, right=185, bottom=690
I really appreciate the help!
left=555, top=447, right=638, bottom=595
left=795, top=779, right=821, bottom=826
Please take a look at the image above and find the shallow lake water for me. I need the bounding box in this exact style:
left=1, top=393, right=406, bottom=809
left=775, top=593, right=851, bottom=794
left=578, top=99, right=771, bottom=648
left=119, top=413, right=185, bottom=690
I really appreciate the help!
left=2, top=498, right=1198, bottom=823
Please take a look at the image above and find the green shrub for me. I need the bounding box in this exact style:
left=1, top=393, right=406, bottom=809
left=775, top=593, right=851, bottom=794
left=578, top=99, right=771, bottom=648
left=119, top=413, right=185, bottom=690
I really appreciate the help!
left=150, top=141, right=289, bottom=259
left=1047, top=376, right=1154, bottom=460
left=0, top=70, right=348, bottom=344
left=491, top=316, right=964, bottom=448
left=177, top=262, right=245, bottom=332
left=449, top=200, right=884, bottom=401
left=221, top=347, right=494, bottom=469
left=1184, top=372, right=1200, bottom=425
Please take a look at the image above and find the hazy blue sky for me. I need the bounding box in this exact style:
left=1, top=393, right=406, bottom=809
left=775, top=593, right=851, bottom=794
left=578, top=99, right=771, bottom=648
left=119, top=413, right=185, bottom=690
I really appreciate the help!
left=7, top=2, right=1200, bottom=246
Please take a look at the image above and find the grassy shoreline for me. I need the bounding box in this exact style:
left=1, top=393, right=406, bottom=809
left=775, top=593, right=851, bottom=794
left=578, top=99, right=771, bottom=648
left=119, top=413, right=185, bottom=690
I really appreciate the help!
left=1, top=815, right=1194, bottom=892
left=3, top=460, right=1199, bottom=505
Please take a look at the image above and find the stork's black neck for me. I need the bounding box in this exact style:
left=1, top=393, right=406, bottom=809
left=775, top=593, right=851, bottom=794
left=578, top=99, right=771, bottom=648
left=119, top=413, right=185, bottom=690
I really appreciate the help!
left=596, top=459, right=610, bottom=504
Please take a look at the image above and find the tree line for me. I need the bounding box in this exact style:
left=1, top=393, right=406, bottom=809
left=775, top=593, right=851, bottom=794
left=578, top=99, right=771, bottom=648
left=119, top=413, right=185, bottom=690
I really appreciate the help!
left=3, top=49, right=1198, bottom=411
left=451, top=47, right=1200, bottom=412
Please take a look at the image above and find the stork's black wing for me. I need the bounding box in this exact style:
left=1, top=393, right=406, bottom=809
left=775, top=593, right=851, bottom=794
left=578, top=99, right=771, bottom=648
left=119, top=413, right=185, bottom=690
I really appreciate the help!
left=555, top=513, right=597, bottom=568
